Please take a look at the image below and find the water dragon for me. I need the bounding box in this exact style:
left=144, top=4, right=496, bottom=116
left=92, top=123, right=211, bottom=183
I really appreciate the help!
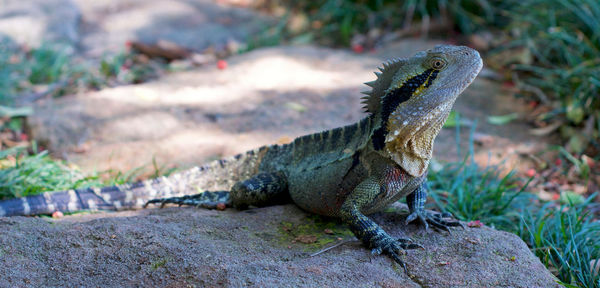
left=0, top=44, right=482, bottom=269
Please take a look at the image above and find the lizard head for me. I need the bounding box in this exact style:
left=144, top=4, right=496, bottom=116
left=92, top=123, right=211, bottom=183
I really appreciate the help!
left=362, top=45, right=483, bottom=176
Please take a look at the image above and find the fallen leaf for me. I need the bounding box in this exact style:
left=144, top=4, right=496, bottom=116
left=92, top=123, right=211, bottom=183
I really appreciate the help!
left=465, top=237, right=481, bottom=244
left=487, top=113, right=519, bottom=125
left=216, top=203, right=227, bottom=211
left=285, top=102, right=306, bottom=113
left=129, top=40, right=190, bottom=61
left=323, top=229, right=334, bottom=235
left=295, top=234, right=317, bottom=244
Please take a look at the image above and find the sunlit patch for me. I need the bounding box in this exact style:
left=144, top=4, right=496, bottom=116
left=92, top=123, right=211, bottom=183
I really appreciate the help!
left=67, top=190, right=78, bottom=211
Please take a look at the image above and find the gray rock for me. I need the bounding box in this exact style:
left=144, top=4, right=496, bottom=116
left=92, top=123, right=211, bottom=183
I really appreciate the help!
left=0, top=203, right=559, bottom=287
left=0, top=0, right=80, bottom=48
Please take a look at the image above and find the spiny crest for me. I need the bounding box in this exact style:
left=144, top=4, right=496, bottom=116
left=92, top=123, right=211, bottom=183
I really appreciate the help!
left=360, top=58, right=408, bottom=114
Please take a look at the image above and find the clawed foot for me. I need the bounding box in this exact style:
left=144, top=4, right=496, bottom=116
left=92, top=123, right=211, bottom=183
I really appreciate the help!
left=405, top=209, right=464, bottom=232
left=371, top=237, right=424, bottom=272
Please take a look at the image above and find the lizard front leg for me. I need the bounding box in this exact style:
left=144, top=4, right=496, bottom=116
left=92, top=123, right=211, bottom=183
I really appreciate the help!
left=405, top=182, right=463, bottom=231
left=339, top=177, right=423, bottom=271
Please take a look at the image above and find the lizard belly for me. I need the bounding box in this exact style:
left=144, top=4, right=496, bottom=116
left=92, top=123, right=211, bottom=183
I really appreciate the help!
left=287, top=157, right=356, bottom=217
left=361, top=166, right=422, bottom=215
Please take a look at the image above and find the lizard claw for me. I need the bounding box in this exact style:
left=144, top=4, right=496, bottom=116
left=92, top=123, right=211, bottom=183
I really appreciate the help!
left=405, top=209, right=463, bottom=233
left=369, top=236, right=423, bottom=273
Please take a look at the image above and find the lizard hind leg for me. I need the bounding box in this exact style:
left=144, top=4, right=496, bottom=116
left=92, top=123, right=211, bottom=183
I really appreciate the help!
left=230, top=171, right=290, bottom=209
left=144, top=172, right=289, bottom=210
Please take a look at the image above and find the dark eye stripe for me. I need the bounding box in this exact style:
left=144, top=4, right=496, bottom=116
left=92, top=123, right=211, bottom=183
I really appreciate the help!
left=372, top=68, right=434, bottom=150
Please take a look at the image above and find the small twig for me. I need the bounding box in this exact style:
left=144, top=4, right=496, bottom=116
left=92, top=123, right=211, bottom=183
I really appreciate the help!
left=310, top=239, right=355, bottom=257
left=511, top=71, right=551, bottom=105
left=16, top=80, right=68, bottom=105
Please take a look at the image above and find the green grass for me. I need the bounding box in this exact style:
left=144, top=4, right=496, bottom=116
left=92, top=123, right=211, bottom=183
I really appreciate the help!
left=428, top=157, right=533, bottom=231
left=428, top=124, right=534, bottom=231
left=0, top=146, right=103, bottom=199
left=0, top=146, right=174, bottom=200
left=428, top=125, right=598, bottom=287
left=519, top=197, right=600, bottom=288
left=429, top=155, right=600, bottom=287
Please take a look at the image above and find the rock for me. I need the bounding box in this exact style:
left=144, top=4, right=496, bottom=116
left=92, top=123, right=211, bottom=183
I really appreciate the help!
left=0, top=203, right=559, bottom=287
left=0, top=0, right=80, bottom=48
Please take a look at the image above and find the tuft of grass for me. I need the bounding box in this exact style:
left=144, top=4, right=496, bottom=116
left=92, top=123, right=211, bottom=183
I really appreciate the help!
left=26, top=45, right=71, bottom=85
left=0, top=147, right=104, bottom=199
left=0, top=146, right=176, bottom=200
left=518, top=196, right=600, bottom=288
left=428, top=157, right=533, bottom=231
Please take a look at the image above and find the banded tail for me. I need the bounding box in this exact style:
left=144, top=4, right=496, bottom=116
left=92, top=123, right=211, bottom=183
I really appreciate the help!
left=0, top=147, right=268, bottom=217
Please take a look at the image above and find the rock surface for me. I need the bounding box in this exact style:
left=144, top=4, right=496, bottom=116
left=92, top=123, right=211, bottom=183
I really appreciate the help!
left=0, top=0, right=81, bottom=48
left=0, top=203, right=559, bottom=287
left=29, top=41, right=555, bottom=176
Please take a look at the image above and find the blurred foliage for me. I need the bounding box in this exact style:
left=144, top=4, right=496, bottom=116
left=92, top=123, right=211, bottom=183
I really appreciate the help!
left=254, top=0, right=506, bottom=47
left=508, top=0, right=600, bottom=154
left=0, top=40, right=163, bottom=106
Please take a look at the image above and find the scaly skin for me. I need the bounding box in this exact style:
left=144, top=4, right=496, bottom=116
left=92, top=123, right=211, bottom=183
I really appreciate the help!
left=0, top=45, right=482, bottom=271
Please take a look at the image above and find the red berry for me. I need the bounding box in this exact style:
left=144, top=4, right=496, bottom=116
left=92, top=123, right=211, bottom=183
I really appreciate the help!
left=352, top=44, right=364, bottom=53
left=555, top=158, right=562, bottom=166
left=467, top=220, right=483, bottom=228
left=19, top=133, right=28, bottom=141
left=525, top=169, right=536, bottom=178
left=217, top=60, right=228, bottom=70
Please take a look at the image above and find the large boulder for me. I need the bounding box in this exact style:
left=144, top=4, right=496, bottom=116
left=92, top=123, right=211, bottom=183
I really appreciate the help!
left=0, top=203, right=559, bottom=287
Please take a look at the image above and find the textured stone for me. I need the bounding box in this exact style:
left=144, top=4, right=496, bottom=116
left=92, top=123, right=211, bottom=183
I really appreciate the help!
left=0, top=203, right=559, bottom=287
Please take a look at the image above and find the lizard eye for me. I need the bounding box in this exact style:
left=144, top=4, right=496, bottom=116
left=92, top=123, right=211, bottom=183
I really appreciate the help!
left=430, top=58, right=446, bottom=70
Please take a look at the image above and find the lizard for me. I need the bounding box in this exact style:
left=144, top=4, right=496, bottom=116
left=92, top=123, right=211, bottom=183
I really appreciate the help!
left=0, top=44, right=482, bottom=269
